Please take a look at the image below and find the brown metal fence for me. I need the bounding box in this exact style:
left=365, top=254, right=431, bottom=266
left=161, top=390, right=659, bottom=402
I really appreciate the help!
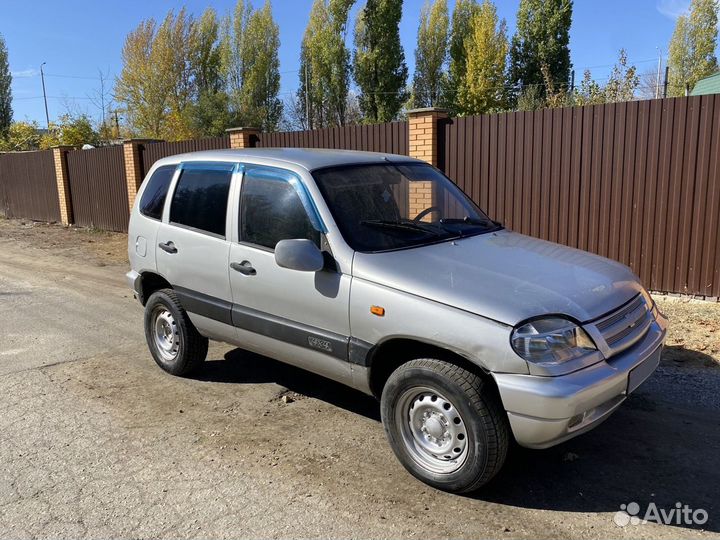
left=66, top=146, right=129, bottom=232
left=0, top=150, right=60, bottom=222
left=258, top=121, right=409, bottom=155
left=440, top=95, right=720, bottom=298
left=1, top=97, right=718, bottom=297
left=141, top=135, right=230, bottom=177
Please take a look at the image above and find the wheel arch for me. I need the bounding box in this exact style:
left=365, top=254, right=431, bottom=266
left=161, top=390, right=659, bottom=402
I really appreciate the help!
left=138, top=271, right=172, bottom=305
left=366, top=337, right=496, bottom=399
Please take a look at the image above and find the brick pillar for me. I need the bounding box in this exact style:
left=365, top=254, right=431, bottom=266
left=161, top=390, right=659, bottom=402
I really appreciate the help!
left=407, top=107, right=448, bottom=220
left=123, top=139, right=161, bottom=212
left=226, top=127, right=260, bottom=149
left=52, top=146, right=74, bottom=226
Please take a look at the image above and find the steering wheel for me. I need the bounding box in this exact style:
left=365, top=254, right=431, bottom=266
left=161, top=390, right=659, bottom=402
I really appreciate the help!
left=413, top=205, right=442, bottom=223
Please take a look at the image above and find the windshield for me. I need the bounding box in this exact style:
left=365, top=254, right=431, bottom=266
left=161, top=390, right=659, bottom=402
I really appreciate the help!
left=312, top=162, right=500, bottom=252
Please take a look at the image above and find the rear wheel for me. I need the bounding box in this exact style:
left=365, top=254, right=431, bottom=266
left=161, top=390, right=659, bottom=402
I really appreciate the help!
left=381, top=358, right=509, bottom=493
left=144, top=288, right=208, bottom=376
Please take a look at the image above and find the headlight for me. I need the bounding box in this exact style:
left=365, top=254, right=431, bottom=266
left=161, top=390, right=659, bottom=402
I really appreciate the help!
left=511, top=317, right=597, bottom=366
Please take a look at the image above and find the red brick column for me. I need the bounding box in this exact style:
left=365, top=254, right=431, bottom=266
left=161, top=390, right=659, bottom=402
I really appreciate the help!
left=52, top=146, right=74, bottom=226
left=226, top=127, right=260, bottom=149
left=407, top=107, right=448, bottom=219
left=123, top=139, right=161, bottom=212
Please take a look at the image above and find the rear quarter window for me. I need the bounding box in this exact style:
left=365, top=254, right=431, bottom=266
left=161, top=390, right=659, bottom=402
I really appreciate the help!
left=139, top=165, right=176, bottom=220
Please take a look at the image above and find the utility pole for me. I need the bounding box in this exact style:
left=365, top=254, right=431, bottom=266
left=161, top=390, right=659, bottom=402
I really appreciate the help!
left=113, top=110, right=120, bottom=139
left=99, top=70, right=106, bottom=130
left=663, top=65, right=669, bottom=98
left=40, top=62, right=50, bottom=129
left=655, top=48, right=662, bottom=99
left=569, top=70, right=575, bottom=94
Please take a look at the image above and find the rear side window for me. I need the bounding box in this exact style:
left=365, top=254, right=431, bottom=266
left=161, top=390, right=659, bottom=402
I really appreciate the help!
left=169, top=165, right=233, bottom=237
left=139, top=165, right=175, bottom=220
left=240, top=168, right=320, bottom=249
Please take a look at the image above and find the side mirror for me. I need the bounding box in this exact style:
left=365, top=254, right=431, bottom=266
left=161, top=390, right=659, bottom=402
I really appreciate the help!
left=274, top=239, right=324, bottom=272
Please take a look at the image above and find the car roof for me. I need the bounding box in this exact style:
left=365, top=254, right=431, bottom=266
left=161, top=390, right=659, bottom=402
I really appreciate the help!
left=152, top=147, right=421, bottom=172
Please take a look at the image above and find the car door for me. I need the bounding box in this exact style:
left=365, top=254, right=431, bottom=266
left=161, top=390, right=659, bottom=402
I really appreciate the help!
left=228, top=164, right=353, bottom=385
left=156, top=162, right=237, bottom=342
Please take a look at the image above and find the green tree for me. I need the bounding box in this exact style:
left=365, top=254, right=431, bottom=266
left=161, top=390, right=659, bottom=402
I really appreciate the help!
left=507, top=0, right=572, bottom=102
left=191, top=8, right=230, bottom=136
left=0, top=34, right=11, bottom=135
left=0, top=121, right=40, bottom=152
left=115, top=19, right=161, bottom=137
left=445, top=0, right=479, bottom=112
left=456, top=0, right=508, bottom=114
left=573, top=49, right=638, bottom=106
left=222, top=0, right=282, bottom=130
left=603, top=49, right=639, bottom=102
left=221, top=0, right=252, bottom=118
left=39, top=114, right=100, bottom=149
left=192, top=9, right=223, bottom=94
left=353, top=0, right=408, bottom=122
left=116, top=7, right=234, bottom=139
left=668, top=0, right=718, bottom=96
left=115, top=10, right=197, bottom=140
left=155, top=8, right=196, bottom=139
left=412, top=0, right=449, bottom=108
left=298, top=0, right=354, bottom=128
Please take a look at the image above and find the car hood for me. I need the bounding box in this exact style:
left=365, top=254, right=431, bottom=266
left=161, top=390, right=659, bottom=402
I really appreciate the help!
left=351, top=230, right=642, bottom=326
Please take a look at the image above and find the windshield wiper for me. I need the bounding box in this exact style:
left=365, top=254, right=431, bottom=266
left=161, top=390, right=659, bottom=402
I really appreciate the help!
left=440, top=216, right=498, bottom=227
left=360, top=219, right=445, bottom=236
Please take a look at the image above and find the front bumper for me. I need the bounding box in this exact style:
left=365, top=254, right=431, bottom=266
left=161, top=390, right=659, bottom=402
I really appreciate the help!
left=493, top=312, right=668, bottom=449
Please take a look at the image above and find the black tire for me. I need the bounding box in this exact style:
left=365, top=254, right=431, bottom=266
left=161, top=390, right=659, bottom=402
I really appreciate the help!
left=144, top=288, right=208, bottom=376
left=380, top=358, right=509, bottom=493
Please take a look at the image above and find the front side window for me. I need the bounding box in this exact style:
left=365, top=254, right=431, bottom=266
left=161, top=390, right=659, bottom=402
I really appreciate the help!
left=139, top=165, right=176, bottom=220
left=312, top=162, right=500, bottom=252
left=240, top=167, right=320, bottom=250
left=169, top=164, right=233, bottom=237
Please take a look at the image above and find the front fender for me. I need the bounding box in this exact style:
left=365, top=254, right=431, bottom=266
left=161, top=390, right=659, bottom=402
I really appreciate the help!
left=349, top=278, right=528, bottom=375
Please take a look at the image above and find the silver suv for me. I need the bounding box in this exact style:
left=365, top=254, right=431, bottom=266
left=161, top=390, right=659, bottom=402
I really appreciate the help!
left=127, top=149, right=667, bottom=493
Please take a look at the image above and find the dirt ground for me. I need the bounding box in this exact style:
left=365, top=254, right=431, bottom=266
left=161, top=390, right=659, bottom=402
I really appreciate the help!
left=1, top=217, right=719, bottom=539
left=0, top=216, right=129, bottom=266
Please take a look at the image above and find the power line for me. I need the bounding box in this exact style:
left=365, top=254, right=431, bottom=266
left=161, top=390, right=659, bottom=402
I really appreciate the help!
left=45, top=73, right=107, bottom=80
left=13, top=95, right=95, bottom=101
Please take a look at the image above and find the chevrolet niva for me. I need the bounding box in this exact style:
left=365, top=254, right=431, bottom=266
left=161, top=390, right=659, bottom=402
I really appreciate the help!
left=127, top=149, right=667, bottom=493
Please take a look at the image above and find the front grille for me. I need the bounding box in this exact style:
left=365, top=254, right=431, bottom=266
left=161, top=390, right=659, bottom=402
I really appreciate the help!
left=593, top=294, right=652, bottom=357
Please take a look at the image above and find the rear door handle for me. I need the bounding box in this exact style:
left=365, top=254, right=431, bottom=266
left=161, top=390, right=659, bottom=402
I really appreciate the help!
left=158, top=241, right=177, bottom=254
left=230, top=261, right=256, bottom=276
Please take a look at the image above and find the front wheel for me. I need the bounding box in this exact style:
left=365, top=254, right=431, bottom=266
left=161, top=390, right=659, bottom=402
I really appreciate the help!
left=381, top=358, right=509, bottom=493
left=144, top=288, right=208, bottom=376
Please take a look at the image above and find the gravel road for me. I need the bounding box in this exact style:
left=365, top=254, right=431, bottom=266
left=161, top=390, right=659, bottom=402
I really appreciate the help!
left=0, top=222, right=719, bottom=539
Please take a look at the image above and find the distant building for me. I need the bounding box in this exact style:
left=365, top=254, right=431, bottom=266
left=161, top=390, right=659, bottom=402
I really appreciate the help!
left=690, top=72, right=720, bottom=96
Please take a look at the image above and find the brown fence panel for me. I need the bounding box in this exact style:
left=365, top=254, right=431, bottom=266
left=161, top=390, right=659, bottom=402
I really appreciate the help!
left=141, top=135, right=231, bottom=177
left=440, top=95, right=720, bottom=297
left=0, top=150, right=60, bottom=222
left=258, top=121, right=409, bottom=155
left=66, top=146, right=129, bottom=232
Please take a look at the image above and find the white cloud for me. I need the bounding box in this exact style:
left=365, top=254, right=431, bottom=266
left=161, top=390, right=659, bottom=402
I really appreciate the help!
left=656, top=0, right=691, bottom=20
left=10, top=68, right=40, bottom=78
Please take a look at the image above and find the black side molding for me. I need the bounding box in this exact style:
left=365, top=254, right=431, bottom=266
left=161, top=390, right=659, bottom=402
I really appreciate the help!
left=231, top=304, right=349, bottom=361
left=348, top=338, right=373, bottom=367
left=173, top=285, right=375, bottom=365
left=175, top=286, right=233, bottom=326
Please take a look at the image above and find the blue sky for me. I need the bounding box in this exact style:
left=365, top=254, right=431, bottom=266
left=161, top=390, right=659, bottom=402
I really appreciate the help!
left=3, top=0, right=691, bottom=125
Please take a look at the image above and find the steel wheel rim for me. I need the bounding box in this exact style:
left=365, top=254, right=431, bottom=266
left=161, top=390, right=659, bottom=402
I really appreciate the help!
left=395, top=386, right=469, bottom=474
left=152, top=307, right=179, bottom=362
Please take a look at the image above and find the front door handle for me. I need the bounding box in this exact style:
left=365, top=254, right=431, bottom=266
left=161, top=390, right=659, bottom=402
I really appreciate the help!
left=158, top=241, right=178, bottom=254
left=230, top=260, right=256, bottom=276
